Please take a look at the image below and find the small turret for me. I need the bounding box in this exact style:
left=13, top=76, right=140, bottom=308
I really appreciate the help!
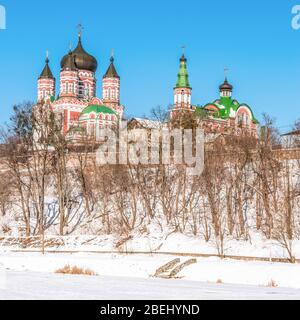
left=37, top=52, right=56, bottom=102
left=102, top=54, right=121, bottom=109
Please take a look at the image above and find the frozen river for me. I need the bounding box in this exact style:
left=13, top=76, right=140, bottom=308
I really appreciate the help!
left=1, top=270, right=300, bottom=300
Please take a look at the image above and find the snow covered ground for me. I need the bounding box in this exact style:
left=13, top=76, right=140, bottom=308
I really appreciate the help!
left=0, top=251, right=300, bottom=299
left=1, top=232, right=299, bottom=260
left=1, top=270, right=300, bottom=300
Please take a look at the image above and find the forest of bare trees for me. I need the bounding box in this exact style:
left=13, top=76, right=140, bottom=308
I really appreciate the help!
left=0, top=103, right=300, bottom=262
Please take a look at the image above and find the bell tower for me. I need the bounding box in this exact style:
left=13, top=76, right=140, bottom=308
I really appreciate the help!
left=173, top=48, right=192, bottom=112
left=102, top=53, right=120, bottom=110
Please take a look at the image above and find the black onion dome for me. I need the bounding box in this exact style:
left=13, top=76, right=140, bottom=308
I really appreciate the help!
left=61, top=36, right=98, bottom=72
left=62, top=51, right=77, bottom=71
left=219, top=78, right=233, bottom=91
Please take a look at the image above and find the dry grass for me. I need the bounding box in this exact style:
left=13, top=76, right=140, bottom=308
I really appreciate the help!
left=266, top=279, right=278, bottom=288
left=55, top=265, right=97, bottom=276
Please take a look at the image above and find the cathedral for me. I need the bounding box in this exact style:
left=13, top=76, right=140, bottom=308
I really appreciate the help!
left=36, top=31, right=258, bottom=141
left=37, top=30, right=124, bottom=141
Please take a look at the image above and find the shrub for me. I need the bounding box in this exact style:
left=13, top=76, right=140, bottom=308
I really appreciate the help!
left=266, top=279, right=278, bottom=288
left=55, top=265, right=97, bottom=276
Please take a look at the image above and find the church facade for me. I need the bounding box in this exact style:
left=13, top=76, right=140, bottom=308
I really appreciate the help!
left=37, top=31, right=124, bottom=141
left=36, top=32, right=258, bottom=141
left=171, top=53, right=259, bottom=136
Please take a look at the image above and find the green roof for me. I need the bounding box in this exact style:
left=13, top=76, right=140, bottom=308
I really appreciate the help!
left=199, top=96, right=259, bottom=123
left=176, top=55, right=191, bottom=88
left=81, top=105, right=117, bottom=116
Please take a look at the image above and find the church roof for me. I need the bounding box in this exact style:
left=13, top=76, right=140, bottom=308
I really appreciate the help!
left=63, top=51, right=77, bottom=70
left=176, top=54, right=191, bottom=88
left=103, top=57, right=120, bottom=79
left=201, top=96, right=259, bottom=123
left=61, top=35, right=98, bottom=72
left=281, top=129, right=300, bottom=137
left=81, top=105, right=117, bottom=116
left=39, top=57, right=54, bottom=79
left=219, top=78, right=233, bottom=91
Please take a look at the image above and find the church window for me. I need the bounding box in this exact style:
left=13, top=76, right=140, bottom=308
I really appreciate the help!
left=85, top=85, right=89, bottom=97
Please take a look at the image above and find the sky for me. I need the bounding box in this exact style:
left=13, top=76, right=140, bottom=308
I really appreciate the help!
left=0, top=0, right=300, bottom=132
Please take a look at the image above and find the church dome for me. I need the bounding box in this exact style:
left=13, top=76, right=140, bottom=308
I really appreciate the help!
left=81, top=105, right=117, bottom=115
left=219, top=78, right=233, bottom=91
left=61, top=35, right=98, bottom=72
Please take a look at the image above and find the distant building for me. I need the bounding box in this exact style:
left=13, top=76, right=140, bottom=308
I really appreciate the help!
left=170, top=53, right=259, bottom=137
left=281, top=130, right=300, bottom=148
left=36, top=30, right=124, bottom=141
left=35, top=32, right=259, bottom=142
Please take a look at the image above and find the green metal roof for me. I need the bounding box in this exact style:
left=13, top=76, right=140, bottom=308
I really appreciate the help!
left=199, top=96, right=259, bottom=123
left=81, top=105, right=117, bottom=116
left=175, top=54, right=191, bottom=88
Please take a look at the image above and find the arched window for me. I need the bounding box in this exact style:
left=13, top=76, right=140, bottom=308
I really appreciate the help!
left=85, top=85, right=89, bottom=97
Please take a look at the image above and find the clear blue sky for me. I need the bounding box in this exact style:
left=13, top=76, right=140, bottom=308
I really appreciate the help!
left=0, top=0, right=299, bottom=132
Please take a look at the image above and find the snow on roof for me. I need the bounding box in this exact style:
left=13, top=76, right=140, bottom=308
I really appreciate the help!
left=281, top=129, right=300, bottom=137
left=129, top=118, right=164, bottom=129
